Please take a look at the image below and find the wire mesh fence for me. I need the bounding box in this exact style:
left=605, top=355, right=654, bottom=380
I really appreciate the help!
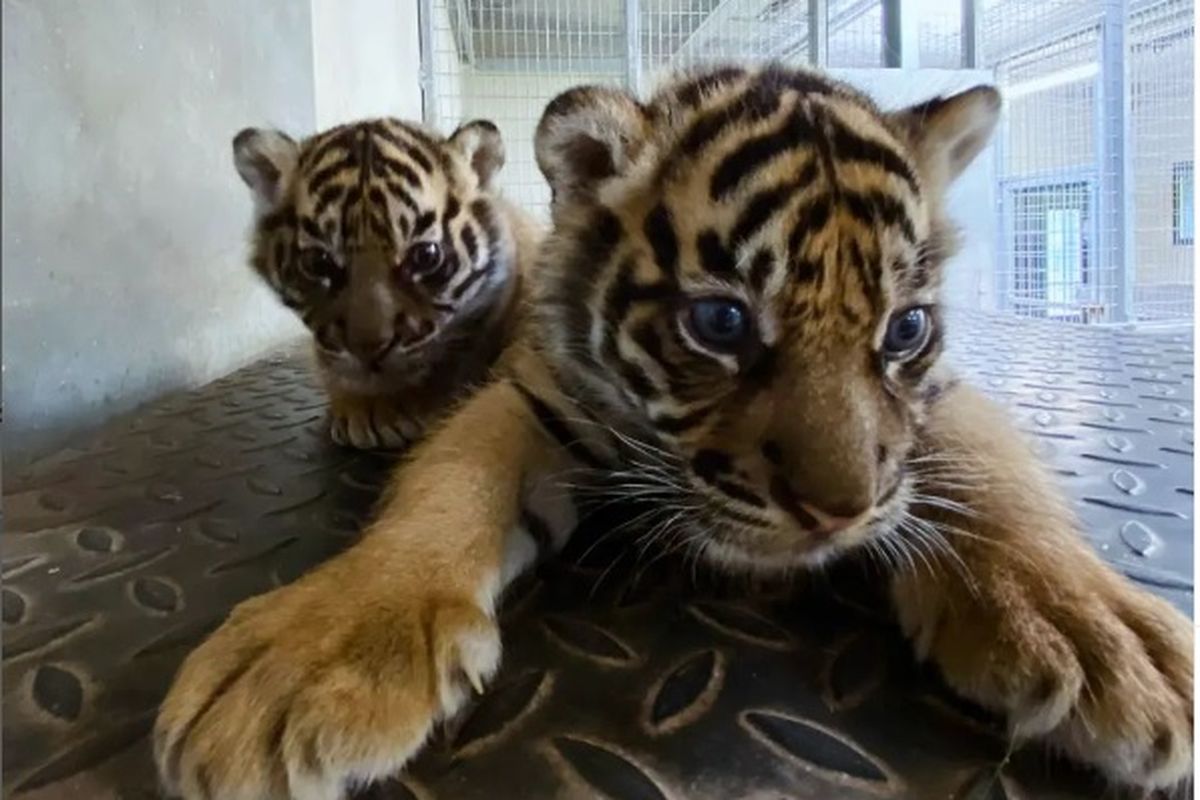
left=1128, top=0, right=1194, bottom=321
left=420, top=0, right=1194, bottom=324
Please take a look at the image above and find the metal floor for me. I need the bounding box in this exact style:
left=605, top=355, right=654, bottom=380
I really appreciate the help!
left=3, top=312, right=1193, bottom=799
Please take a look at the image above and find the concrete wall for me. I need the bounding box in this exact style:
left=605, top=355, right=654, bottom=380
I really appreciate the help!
left=311, top=0, right=422, bottom=129
left=2, top=0, right=428, bottom=463
left=2, top=0, right=316, bottom=461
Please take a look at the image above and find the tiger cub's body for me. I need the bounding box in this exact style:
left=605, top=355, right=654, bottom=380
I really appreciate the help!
left=160, top=65, right=1192, bottom=800
left=233, top=118, right=541, bottom=448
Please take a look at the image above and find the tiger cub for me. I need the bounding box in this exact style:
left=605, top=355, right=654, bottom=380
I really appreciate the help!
left=232, top=118, right=541, bottom=448
left=161, top=65, right=1192, bottom=799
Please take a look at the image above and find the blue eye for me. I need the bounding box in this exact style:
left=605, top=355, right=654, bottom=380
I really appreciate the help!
left=686, top=298, right=752, bottom=352
left=883, top=307, right=932, bottom=359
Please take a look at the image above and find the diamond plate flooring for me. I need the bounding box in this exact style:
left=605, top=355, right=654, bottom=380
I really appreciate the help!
left=3, top=312, right=1192, bottom=799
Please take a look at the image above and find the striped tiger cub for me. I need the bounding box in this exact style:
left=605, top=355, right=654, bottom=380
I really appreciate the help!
left=160, top=65, right=1191, bottom=799
left=231, top=117, right=541, bottom=449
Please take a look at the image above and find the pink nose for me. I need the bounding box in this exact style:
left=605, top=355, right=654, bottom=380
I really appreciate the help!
left=769, top=477, right=868, bottom=538
left=347, top=334, right=395, bottom=365
left=793, top=502, right=864, bottom=538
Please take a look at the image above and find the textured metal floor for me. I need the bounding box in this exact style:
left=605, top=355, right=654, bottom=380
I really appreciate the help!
left=3, top=312, right=1193, bottom=800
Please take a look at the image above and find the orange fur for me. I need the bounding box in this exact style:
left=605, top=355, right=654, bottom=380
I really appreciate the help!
left=158, top=66, right=1193, bottom=799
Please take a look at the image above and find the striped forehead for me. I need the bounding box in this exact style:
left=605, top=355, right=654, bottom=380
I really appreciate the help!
left=626, top=69, right=929, bottom=317
left=292, top=120, right=460, bottom=247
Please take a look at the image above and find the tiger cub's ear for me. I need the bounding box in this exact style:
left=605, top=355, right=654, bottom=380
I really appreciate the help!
left=534, top=85, right=649, bottom=204
left=448, top=120, right=506, bottom=189
left=232, top=128, right=299, bottom=213
left=888, top=85, right=1001, bottom=193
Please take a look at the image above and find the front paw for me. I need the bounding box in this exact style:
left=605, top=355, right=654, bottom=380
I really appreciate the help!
left=154, top=571, right=500, bottom=799
left=898, top=566, right=1193, bottom=790
left=328, top=394, right=422, bottom=450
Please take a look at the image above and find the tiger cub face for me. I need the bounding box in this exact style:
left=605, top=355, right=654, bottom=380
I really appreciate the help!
left=533, top=65, right=1000, bottom=571
left=232, top=118, right=514, bottom=391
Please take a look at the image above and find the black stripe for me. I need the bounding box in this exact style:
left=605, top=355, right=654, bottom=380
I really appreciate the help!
left=786, top=191, right=832, bottom=257
left=605, top=259, right=676, bottom=332
left=299, top=217, right=324, bottom=241
left=827, top=122, right=919, bottom=195
left=384, top=180, right=419, bottom=214
left=791, top=255, right=821, bottom=283
left=469, top=198, right=500, bottom=242
left=341, top=185, right=362, bottom=237
left=710, top=107, right=816, bottom=200
left=300, top=127, right=354, bottom=171
left=697, top=230, right=736, bottom=277
left=515, top=384, right=608, bottom=469
left=451, top=261, right=492, bottom=300
left=677, top=85, right=782, bottom=159
left=461, top=222, right=479, bottom=261
left=413, top=211, right=436, bottom=236
left=616, top=359, right=659, bottom=400
left=729, top=179, right=806, bottom=250
left=629, top=320, right=686, bottom=388
left=786, top=192, right=832, bottom=280
left=711, top=504, right=771, bottom=528
left=643, top=203, right=679, bottom=279
left=379, top=155, right=421, bottom=189
left=602, top=260, right=673, bottom=400
left=673, top=67, right=747, bottom=107
left=368, top=213, right=392, bottom=245
left=312, top=183, right=345, bottom=217
left=400, top=124, right=452, bottom=172
left=445, top=194, right=461, bottom=221
left=652, top=403, right=713, bottom=434
left=557, top=209, right=624, bottom=357
left=397, top=214, right=412, bottom=239
left=307, top=158, right=354, bottom=195
left=843, top=239, right=878, bottom=296
left=748, top=249, right=774, bottom=293
left=840, top=189, right=916, bottom=243
left=371, top=122, right=436, bottom=174
left=714, top=479, right=767, bottom=509
left=366, top=186, right=387, bottom=209
left=759, top=63, right=837, bottom=98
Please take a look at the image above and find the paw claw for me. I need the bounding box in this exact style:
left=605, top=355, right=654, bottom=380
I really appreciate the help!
left=156, top=578, right=497, bottom=800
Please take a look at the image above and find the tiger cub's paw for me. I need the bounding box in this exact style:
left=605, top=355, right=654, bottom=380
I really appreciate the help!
left=328, top=392, right=423, bottom=450
left=904, top=563, right=1192, bottom=791
left=154, top=572, right=500, bottom=800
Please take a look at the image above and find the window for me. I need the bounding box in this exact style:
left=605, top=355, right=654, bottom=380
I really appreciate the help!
left=1173, top=161, right=1194, bottom=246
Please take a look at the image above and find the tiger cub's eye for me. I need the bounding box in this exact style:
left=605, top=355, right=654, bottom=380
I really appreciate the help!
left=882, top=306, right=933, bottom=360
left=404, top=241, right=443, bottom=276
left=300, top=249, right=340, bottom=290
left=686, top=298, right=753, bottom=353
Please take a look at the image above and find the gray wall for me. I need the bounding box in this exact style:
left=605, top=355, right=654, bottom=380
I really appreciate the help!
left=311, top=0, right=423, bottom=129
left=2, top=1, right=318, bottom=461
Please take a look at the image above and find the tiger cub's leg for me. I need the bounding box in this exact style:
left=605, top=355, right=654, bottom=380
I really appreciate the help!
left=155, top=378, right=564, bottom=800
left=892, top=382, right=1192, bottom=789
